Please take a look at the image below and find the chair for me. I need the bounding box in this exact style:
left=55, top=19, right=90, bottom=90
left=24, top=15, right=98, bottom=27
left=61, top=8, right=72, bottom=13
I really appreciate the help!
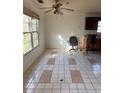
left=87, top=34, right=97, bottom=52
left=69, top=36, right=78, bottom=52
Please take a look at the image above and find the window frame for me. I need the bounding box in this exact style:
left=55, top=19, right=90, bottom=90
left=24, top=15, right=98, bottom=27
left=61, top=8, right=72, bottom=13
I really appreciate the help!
left=23, top=14, right=40, bottom=56
left=97, top=21, right=101, bottom=33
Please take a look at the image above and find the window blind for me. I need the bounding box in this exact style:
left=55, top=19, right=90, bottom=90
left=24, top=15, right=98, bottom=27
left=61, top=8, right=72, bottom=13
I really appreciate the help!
left=23, top=7, right=40, bottom=20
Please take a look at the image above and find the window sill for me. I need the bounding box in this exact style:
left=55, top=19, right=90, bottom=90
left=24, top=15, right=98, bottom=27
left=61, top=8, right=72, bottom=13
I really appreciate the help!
left=23, top=45, right=39, bottom=56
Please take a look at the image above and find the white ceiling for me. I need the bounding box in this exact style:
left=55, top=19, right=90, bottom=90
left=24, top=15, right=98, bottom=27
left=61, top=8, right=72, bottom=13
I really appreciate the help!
left=24, top=0, right=101, bottom=14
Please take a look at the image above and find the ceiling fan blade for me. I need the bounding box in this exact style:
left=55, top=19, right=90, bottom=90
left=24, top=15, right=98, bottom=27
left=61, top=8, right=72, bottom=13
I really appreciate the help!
left=44, top=9, right=54, bottom=13
left=39, top=7, right=52, bottom=9
left=60, top=8, right=74, bottom=11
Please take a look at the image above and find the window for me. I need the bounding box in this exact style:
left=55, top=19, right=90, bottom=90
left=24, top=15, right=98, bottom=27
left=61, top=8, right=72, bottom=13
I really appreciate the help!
left=97, top=21, right=101, bottom=33
left=23, top=14, right=39, bottom=55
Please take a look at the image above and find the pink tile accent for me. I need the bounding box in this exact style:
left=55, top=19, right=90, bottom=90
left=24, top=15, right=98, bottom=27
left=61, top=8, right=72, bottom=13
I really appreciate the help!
left=88, top=58, right=96, bottom=64
left=51, top=51, right=57, bottom=55
left=68, top=58, right=77, bottom=65
left=70, top=70, right=83, bottom=83
left=47, top=58, right=55, bottom=65
left=39, top=70, right=52, bottom=83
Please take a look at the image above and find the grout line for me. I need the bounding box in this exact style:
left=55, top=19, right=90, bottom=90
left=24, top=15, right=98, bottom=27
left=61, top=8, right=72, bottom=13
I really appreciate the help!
left=24, top=50, right=100, bottom=93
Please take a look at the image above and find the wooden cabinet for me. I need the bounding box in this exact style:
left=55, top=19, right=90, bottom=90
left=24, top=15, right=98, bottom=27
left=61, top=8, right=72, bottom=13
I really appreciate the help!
left=82, top=35, right=101, bottom=51
left=95, top=38, right=101, bottom=51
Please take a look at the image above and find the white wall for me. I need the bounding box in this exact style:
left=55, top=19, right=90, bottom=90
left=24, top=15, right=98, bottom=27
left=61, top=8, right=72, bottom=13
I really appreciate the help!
left=44, top=13, right=100, bottom=49
left=44, top=15, right=84, bottom=49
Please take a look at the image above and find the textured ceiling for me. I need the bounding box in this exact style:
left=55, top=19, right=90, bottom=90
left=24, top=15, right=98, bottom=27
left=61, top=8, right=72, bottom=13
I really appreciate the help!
left=24, top=0, right=101, bottom=14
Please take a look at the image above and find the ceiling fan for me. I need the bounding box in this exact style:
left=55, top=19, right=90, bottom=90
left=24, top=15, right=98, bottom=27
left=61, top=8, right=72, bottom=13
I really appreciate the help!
left=38, top=0, right=74, bottom=15
left=37, top=0, right=44, bottom=3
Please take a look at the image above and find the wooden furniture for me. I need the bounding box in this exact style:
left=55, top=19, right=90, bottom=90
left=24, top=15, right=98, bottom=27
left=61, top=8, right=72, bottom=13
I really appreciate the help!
left=82, top=34, right=101, bottom=51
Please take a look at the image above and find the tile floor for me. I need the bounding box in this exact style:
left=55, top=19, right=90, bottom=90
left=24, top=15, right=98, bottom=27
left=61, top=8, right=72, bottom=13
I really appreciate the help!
left=24, top=49, right=101, bottom=93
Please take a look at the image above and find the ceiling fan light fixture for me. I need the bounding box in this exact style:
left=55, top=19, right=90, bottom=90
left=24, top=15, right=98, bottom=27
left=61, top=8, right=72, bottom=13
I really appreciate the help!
left=66, top=2, right=69, bottom=5
left=38, top=0, right=44, bottom=3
